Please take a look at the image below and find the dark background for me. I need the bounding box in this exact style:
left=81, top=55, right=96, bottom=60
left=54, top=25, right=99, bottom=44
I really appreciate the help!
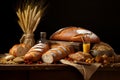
left=0, top=0, right=120, bottom=54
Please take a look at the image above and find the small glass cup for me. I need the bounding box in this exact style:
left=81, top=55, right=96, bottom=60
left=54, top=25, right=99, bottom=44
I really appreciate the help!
left=83, top=42, right=90, bottom=53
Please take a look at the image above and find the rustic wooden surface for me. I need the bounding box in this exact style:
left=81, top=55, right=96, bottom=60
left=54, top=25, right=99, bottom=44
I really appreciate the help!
left=0, top=63, right=120, bottom=70
left=1, top=53, right=120, bottom=80
left=0, top=64, right=72, bottom=70
left=0, top=63, right=120, bottom=80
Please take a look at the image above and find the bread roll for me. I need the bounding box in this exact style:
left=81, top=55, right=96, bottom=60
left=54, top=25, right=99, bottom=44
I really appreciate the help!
left=50, top=26, right=100, bottom=43
left=42, top=45, right=74, bottom=63
left=9, top=44, right=29, bottom=57
left=91, top=42, right=116, bottom=57
left=24, top=42, right=49, bottom=62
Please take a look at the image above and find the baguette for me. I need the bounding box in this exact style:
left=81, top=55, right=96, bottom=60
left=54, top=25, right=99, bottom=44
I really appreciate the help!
left=42, top=45, right=74, bottom=63
left=24, top=42, right=49, bottom=62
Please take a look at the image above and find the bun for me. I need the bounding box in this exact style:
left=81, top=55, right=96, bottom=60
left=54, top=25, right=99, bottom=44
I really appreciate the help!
left=50, top=26, right=100, bottom=43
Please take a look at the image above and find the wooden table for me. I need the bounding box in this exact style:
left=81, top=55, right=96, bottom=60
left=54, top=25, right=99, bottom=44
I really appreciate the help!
left=0, top=64, right=120, bottom=80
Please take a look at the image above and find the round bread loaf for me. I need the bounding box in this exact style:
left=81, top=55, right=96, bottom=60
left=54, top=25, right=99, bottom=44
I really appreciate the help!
left=50, top=26, right=100, bottom=43
left=9, top=44, right=29, bottom=57
left=91, top=42, right=116, bottom=57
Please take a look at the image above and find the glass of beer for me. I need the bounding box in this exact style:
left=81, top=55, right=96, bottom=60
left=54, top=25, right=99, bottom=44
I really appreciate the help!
left=83, top=42, right=90, bottom=53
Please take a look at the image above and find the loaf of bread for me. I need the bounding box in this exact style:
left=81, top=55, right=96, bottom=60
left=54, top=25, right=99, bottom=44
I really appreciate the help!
left=50, top=26, right=100, bottom=43
left=91, top=42, right=116, bottom=57
left=68, top=51, right=92, bottom=62
left=9, top=44, right=29, bottom=57
left=24, top=42, right=49, bottom=62
left=42, top=45, right=74, bottom=63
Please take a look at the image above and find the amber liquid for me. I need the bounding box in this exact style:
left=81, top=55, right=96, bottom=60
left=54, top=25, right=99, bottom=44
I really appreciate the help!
left=83, top=42, right=90, bottom=53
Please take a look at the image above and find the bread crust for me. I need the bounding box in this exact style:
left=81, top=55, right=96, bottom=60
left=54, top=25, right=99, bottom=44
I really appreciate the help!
left=50, top=26, right=100, bottom=43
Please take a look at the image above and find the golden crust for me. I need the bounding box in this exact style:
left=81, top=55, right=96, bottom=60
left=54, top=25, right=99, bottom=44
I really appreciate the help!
left=50, top=26, right=100, bottom=43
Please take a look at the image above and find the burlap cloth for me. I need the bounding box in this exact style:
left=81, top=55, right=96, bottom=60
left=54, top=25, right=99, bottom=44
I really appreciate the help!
left=60, top=59, right=101, bottom=80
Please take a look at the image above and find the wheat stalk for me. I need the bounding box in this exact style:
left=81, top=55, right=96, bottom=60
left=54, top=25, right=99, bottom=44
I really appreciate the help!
left=16, top=0, right=48, bottom=48
left=16, top=0, right=47, bottom=34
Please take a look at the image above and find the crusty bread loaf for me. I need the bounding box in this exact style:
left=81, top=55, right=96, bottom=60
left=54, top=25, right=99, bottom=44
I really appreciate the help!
left=42, top=45, right=74, bottom=63
left=68, top=51, right=92, bottom=61
left=49, top=40, right=82, bottom=51
left=50, top=26, right=100, bottom=43
left=91, top=42, right=116, bottom=57
left=9, top=44, right=29, bottom=57
left=24, top=42, right=49, bottom=62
